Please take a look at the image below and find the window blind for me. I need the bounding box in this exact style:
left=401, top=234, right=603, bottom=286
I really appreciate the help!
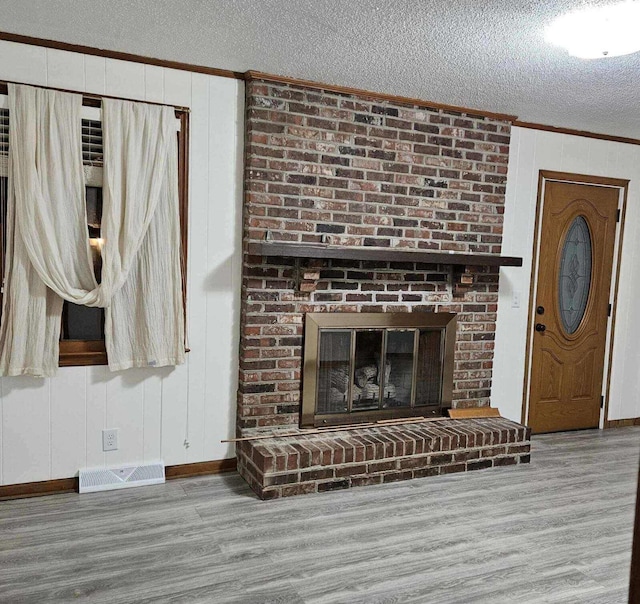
left=0, top=108, right=7, bottom=178
left=0, top=108, right=178, bottom=182
left=0, top=108, right=7, bottom=156
left=81, top=119, right=103, bottom=166
left=0, top=111, right=103, bottom=163
left=0, top=111, right=103, bottom=184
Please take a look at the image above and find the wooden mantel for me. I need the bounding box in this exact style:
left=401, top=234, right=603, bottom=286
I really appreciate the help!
left=248, top=241, right=523, bottom=268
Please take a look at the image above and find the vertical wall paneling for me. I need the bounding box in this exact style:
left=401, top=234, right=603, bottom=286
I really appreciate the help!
left=105, top=370, right=145, bottom=467
left=559, top=134, right=586, bottom=175
left=492, top=128, right=536, bottom=422
left=586, top=138, right=613, bottom=177
left=534, top=128, right=564, bottom=173
left=143, top=64, right=164, bottom=103
left=604, top=145, right=626, bottom=422
left=597, top=142, right=624, bottom=427
left=83, top=54, right=106, bottom=95
left=0, top=40, right=47, bottom=85
left=160, top=364, right=189, bottom=465
left=85, top=366, right=108, bottom=469
left=50, top=368, right=86, bottom=478
left=203, top=76, right=243, bottom=461
left=608, top=148, right=640, bottom=421
left=104, top=58, right=145, bottom=100
left=162, top=68, right=192, bottom=108
left=161, top=68, right=194, bottom=465
left=494, top=127, right=640, bottom=423
left=142, top=371, right=163, bottom=463
left=46, top=48, right=85, bottom=91
left=185, top=73, right=210, bottom=463
left=227, top=80, right=244, bottom=459
left=0, top=39, right=242, bottom=485
left=1, top=377, right=51, bottom=484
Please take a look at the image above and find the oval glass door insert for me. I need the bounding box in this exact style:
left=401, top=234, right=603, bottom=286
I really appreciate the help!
left=558, top=215, right=592, bottom=334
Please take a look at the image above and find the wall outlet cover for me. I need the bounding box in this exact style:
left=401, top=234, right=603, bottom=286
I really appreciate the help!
left=102, top=429, right=118, bottom=451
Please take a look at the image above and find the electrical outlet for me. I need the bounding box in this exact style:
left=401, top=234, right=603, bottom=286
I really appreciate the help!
left=102, top=429, right=118, bottom=452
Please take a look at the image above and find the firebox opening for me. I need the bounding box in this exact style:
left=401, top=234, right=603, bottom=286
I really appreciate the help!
left=301, top=313, right=457, bottom=428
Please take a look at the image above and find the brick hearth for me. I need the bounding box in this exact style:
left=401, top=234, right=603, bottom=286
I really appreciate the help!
left=237, top=418, right=531, bottom=499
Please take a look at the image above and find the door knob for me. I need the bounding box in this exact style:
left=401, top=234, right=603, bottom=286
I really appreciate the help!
left=535, top=323, right=546, bottom=332
left=536, top=306, right=545, bottom=315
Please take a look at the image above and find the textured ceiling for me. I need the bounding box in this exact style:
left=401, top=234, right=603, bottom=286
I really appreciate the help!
left=1, top=0, right=639, bottom=137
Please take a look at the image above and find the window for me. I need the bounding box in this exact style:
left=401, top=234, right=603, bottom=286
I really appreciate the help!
left=0, top=90, right=189, bottom=367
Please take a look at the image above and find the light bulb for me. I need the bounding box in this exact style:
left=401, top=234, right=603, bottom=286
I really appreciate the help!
left=545, top=1, right=640, bottom=59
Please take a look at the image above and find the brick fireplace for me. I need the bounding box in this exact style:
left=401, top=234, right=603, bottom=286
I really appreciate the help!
left=236, top=75, right=530, bottom=498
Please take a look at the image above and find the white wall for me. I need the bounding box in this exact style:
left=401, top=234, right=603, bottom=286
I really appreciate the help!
left=494, top=126, right=640, bottom=424
left=0, top=41, right=243, bottom=486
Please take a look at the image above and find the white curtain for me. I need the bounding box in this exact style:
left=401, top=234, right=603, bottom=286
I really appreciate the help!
left=0, top=84, right=185, bottom=376
left=102, top=99, right=185, bottom=370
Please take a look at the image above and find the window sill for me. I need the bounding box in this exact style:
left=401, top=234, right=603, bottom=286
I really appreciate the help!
left=59, top=340, right=107, bottom=367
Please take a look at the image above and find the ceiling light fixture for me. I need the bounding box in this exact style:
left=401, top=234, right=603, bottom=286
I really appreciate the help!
left=545, top=1, right=640, bottom=59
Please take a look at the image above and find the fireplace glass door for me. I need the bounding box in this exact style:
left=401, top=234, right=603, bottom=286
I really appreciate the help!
left=303, top=313, right=456, bottom=427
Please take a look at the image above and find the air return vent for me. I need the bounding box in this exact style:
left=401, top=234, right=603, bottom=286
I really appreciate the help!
left=79, top=462, right=165, bottom=493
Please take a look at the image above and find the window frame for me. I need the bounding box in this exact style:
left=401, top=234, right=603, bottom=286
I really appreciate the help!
left=0, top=83, right=190, bottom=368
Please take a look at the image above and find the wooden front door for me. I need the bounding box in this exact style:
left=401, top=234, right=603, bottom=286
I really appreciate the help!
left=527, top=174, right=621, bottom=434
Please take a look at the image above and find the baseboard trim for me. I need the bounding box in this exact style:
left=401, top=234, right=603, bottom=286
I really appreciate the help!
left=605, top=418, right=640, bottom=428
left=165, top=458, right=237, bottom=479
left=0, top=458, right=238, bottom=501
left=0, top=477, right=78, bottom=501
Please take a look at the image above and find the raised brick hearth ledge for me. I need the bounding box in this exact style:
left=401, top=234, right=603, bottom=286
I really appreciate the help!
left=237, top=417, right=531, bottom=499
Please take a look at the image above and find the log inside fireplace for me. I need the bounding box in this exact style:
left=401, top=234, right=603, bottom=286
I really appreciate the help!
left=301, top=313, right=456, bottom=428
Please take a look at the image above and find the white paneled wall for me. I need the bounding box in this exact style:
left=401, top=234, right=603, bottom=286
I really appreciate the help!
left=0, top=41, right=243, bottom=486
left=494, top=127, right=640, bottom=424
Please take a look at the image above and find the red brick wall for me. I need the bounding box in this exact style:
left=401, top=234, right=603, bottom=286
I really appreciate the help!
left=238, top=78, right=511, bottom=431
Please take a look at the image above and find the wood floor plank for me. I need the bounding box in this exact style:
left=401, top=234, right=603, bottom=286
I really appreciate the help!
left=0, top=426, right=637, bottom=603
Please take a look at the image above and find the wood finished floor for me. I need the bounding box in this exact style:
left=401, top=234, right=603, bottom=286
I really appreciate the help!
left=0, top=427, right=638, bottom=604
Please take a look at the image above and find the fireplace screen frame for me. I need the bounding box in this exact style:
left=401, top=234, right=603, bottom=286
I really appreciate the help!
left=301, top=312, right=457, bottom=428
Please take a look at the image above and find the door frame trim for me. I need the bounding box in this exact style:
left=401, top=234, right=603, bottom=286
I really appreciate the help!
left=521, top=170, right=629, bottom=428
